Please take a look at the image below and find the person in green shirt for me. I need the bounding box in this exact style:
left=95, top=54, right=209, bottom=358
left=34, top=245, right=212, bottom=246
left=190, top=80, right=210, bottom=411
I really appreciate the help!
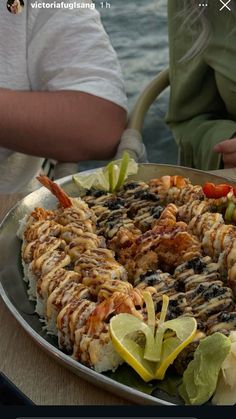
left=167, top=0, right=236, bottom=170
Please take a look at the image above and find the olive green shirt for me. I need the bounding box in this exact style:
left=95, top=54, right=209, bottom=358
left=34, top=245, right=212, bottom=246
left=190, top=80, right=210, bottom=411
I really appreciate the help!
left=167, top=0, right=236, bottom=170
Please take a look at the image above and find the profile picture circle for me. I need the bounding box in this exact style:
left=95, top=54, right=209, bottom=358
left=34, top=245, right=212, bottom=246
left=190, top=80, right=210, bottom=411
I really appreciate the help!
left=6, top=0, right=24, bottom=14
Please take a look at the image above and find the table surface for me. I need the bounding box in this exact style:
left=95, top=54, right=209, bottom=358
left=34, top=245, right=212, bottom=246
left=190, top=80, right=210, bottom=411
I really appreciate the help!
left=1, top=167, right=236, bottom=405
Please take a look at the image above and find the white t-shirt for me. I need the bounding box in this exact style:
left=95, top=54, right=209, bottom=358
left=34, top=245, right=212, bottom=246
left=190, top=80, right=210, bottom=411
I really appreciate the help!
left=0, top=0, right=127, bottom=193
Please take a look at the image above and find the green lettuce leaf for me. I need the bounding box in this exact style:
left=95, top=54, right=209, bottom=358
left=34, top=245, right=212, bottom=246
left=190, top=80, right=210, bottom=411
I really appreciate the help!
left=106, top=364, right=182, bottom=397
left=179, top=333, right=231, bottom=405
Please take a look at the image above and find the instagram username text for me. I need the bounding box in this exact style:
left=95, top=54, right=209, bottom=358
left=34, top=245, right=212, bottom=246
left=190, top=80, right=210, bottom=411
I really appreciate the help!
left=31, top=1, right=111, bottom=9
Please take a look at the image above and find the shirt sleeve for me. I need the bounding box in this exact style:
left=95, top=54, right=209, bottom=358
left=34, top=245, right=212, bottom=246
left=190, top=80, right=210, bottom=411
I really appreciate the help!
left=26, top=0, right=127, bottom=111
left=166, top=0, right=236, bottom=171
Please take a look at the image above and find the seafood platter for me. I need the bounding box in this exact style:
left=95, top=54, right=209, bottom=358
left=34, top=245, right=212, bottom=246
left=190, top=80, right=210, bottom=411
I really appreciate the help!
left=1, top=160, right=236, bottom=406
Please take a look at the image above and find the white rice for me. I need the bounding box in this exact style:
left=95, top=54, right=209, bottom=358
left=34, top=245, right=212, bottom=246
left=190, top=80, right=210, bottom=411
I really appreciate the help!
left=35, top=295, right=45, bottom=317
left=88, top=337, right=123, bottom=373
left=16, top=214, right=29, bottom=240
left=21, top=260, right=29, bottom=283
left=26, top=263, right=37, bottom=301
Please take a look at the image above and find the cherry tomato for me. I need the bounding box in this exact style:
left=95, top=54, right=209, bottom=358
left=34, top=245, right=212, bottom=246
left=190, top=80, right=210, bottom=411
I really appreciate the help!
left=202, top=183, right=231, bottom=199
left=233, top=187, right=236, bottom=197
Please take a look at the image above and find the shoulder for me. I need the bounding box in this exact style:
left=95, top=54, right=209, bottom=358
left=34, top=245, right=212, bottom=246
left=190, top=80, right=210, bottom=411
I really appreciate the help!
left=27, top=0, right=102, bottom=37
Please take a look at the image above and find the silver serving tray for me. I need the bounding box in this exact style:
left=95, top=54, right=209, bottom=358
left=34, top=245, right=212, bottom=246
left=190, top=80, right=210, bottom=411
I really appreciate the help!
left=0, top=164, right=235, bottom=406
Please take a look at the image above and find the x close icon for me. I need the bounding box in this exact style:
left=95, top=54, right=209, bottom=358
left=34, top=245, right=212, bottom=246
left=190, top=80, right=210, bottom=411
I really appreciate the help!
left=219, top=0, right=231, bottom=11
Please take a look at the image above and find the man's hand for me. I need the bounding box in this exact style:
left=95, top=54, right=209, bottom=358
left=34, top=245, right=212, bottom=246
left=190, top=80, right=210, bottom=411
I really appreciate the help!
left=214, top=137, right=236, bottom=168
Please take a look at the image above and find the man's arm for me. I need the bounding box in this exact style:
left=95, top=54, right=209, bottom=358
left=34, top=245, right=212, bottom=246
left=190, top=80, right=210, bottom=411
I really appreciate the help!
left=0, top=89, right=126, bottom=161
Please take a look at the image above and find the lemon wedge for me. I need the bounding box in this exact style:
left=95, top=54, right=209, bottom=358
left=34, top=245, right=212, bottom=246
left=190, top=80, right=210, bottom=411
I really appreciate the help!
left=110, top=313, right=155, bottom=382
left=110, top=295, right=197, bottom=382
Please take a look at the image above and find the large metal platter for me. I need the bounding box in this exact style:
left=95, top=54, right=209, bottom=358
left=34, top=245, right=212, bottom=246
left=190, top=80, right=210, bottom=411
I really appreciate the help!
left=0, top=164, right=235, bottom=405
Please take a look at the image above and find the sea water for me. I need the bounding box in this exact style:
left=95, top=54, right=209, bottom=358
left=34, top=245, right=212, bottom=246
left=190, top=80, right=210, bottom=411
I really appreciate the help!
left=79, top=0, right=178, bottom=170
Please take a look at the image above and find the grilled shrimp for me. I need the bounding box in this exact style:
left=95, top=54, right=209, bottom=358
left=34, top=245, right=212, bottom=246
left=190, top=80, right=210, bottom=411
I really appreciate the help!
left=37, top=175, right=96, bottom=225
left=72, top=291, right=144, bottom=372
left=149, top=176, right=204, bottom=205
left=83, top=291, right=143, bottom=336
left=149, top=175, right=188, bottom=193
left=119, top=217, right=201, bottom=276
left=37, top=175, right=72, bottom=208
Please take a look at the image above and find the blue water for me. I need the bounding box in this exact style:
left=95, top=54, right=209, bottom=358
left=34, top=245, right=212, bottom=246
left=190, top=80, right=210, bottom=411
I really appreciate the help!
left=80, top=0, right=178, bottom=170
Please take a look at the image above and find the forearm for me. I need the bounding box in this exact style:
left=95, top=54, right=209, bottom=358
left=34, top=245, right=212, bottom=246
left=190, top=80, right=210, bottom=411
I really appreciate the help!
left=0, top=89, right=126, bottom=161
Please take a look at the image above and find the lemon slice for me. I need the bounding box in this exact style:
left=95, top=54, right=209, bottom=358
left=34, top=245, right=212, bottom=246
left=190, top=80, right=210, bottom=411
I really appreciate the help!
left=110, top=297, right=197, bottom=382
left=155, top=317, right=197, bottom=380
left=110, top=313, right=155, bottom=382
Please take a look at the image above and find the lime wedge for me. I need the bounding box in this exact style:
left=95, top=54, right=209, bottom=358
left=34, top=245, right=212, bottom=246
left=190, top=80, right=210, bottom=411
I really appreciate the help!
left=72, top=170, right=109, bottom=191
left=107, top=162, right=115, bottom=192
left=72, top=154, right=138, bottom=192
left=114, top=151, right=130, bottom=191
left=110, top=313, right=155, bottom=382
